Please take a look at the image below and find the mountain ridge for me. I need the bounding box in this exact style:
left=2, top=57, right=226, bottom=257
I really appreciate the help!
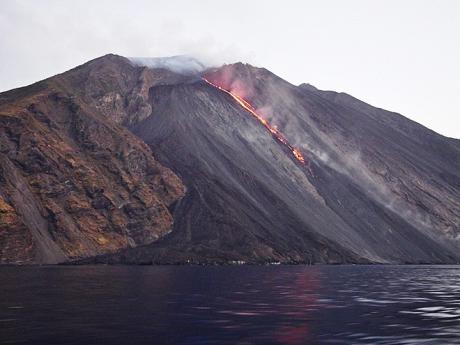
left=1, top=54, right=459, bottom=264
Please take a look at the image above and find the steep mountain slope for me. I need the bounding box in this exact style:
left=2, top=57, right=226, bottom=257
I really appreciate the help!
left=202, top=64, right=460, bottom=262
left=1, top=54, right=459, bottom=264
left=0, top=55, right=185, bottom=264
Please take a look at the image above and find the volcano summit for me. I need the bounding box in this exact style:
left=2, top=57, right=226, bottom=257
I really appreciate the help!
left=0, top=54, right=459, bottom=265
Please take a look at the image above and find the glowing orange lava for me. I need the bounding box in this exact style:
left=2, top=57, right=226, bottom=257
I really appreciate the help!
left=202, top=78, right=305, bottom=165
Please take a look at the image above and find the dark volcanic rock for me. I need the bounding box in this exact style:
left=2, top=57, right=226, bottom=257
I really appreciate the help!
left=203, top=64, right=460, bottom=263
left=1, top=54, right=459, bottom=264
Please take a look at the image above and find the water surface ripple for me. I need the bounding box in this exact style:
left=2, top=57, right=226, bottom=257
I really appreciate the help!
left=1, top=265, right=460, bottom=344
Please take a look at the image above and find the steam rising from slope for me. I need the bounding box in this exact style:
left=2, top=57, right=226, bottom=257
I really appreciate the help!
left=205, top=64, right=454, bottom=244
left=129, top=56, right=209, bottom=75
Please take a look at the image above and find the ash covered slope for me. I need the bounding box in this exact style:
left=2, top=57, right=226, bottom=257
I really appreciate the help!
left=0, top=55, right=185, bottom=264
left=123, top=81, right=370, bottom=264
left=203, top=64, right=460, bottom=263
left=91, top=57, right=458, bottom=264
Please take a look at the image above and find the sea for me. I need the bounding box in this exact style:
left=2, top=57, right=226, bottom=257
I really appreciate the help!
left=1, top=265, right=460, bottom=344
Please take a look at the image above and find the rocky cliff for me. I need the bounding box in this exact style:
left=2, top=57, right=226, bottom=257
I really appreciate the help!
left=0, top=55, right=185, bottom=264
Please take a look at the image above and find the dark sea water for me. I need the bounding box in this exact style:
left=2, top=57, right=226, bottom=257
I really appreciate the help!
left=1, top=265, right=460, bottom=344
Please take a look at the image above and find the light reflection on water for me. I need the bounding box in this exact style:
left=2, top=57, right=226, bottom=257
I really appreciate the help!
left=1, top=265, right=460, bottom=344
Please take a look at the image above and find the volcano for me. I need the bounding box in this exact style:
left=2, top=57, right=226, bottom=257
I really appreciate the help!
left=1, top=54, right=459, bottom=264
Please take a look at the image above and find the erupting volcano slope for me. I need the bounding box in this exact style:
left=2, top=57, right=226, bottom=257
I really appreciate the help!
left=202, top=78, right=305, bottom=165
left=117, top=80, right=371, bottom=264
left=1, top=54, right=459, bottom=264
left=203, top=63, right=460, bottom=264
left=87, top=59, right=458, bottom=264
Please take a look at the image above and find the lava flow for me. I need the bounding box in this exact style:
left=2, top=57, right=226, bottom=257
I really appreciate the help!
left=202, top=78, right=305, bottom=165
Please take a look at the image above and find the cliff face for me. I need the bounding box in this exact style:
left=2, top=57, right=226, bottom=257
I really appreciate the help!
left=0, top=55, right=185, bottom=264
left=1, top=54, right=459, bottom=264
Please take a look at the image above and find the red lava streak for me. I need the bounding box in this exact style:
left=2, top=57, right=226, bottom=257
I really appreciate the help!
left=202, top=78, right=306, bottom=165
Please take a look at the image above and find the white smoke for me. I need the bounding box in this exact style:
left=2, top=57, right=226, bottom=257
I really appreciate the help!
left=128, top=55, right=210, bottom=75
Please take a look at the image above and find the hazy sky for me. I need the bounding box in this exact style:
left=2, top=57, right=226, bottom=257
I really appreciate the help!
left=1, top=0, right=459, bottom=138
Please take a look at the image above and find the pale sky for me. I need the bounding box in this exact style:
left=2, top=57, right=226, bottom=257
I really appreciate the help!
left=1, top=0, right=459, bottom=138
